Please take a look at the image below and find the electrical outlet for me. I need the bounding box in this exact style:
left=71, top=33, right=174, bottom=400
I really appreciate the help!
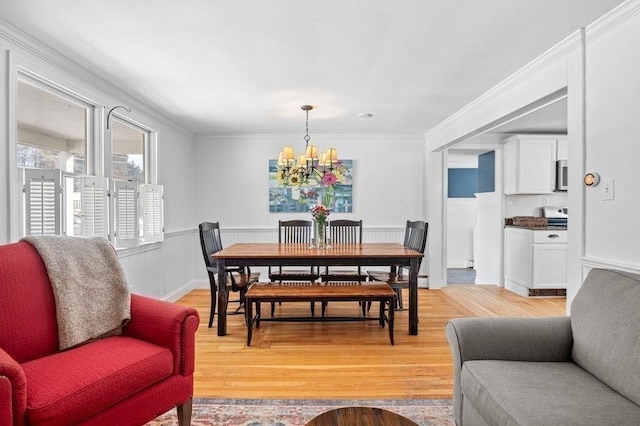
left=602, top=178, right=614, bottom=201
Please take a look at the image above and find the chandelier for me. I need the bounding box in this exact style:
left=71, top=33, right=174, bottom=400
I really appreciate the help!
left=277, top=105, right=338, bottom=187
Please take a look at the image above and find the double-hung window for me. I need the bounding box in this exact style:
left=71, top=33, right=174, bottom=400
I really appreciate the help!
left=16, top=73, right=162, bottom=248
left=109, top=117, right=163, bottom=248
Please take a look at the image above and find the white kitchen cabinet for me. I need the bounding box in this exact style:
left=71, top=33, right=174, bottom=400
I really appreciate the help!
left=504, top=227, right=567, bottom=297
left=556, top=139, right=569, bottom=161
left=503, top=135, right=561, bottom=194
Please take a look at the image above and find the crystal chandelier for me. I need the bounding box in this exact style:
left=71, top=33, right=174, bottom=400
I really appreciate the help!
left=277, top=105, right=338, bottom=187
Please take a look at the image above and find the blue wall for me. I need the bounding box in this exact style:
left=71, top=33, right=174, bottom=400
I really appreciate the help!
left=448, top=168, right=478, bottom=198
left=478, top=151, right=495, bottom=193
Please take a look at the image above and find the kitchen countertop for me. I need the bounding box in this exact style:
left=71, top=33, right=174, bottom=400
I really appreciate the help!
left=505, top=225, right=567, bottom=231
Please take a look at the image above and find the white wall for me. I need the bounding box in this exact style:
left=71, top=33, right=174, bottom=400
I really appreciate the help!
left=447, top=153, right=477, bottom=268
left=194, top=134, right=426, bottom=227
left=581, top=0, right=640, bottom=278
left=0, top=22, right=198, bottom=300
left=192, top=134, right=429, bottom=283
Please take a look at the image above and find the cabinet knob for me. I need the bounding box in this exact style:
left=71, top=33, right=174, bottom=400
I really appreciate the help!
left=548, top=234, right=560, bottom=238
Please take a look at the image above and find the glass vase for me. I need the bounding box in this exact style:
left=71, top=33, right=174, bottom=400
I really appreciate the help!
left=314, top=219, right=327, bottom=249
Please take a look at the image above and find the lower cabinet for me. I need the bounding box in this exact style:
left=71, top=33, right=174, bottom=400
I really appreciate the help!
left=504, top=227, right=567, bottom=297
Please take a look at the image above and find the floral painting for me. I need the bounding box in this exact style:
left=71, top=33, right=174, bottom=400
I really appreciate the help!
left=268, top=159, right=353, bottom=213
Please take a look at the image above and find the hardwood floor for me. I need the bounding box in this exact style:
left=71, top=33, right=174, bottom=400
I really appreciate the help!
left=176, top=286, right=565, bottom=400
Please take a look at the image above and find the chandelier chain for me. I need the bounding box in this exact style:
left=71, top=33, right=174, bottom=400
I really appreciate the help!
left=304, top=108, right=310, bottom=145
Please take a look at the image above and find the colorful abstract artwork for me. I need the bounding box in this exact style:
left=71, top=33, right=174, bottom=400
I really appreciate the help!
left=268, top=159, right=353, bottom=213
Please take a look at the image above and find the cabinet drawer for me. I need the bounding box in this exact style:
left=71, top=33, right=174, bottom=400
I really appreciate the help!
left=532, top=230, right=567, bottom=243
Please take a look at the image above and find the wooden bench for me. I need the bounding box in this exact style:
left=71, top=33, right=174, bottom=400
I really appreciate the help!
left=244, top=282, right=397, bottom=346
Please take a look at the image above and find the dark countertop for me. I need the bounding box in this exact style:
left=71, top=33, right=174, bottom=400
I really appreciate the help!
left=505, top=225, right=567, bottom=231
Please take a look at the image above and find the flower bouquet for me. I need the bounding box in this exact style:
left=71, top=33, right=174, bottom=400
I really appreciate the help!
left=310, top=204, right=331, bottom=248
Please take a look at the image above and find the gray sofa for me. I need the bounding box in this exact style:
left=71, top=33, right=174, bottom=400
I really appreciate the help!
left=446, top=268, right=640, bottom=426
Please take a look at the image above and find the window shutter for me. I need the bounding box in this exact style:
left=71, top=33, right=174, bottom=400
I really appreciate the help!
left=140, top=183, right=164, bottom=244
left=24, top=169, right=61, bottom=236
left=113, top=180, right=139, bottom=248
left=80, top=176, right=109, bottom=238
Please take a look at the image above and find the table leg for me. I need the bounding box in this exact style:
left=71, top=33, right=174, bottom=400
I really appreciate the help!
left=217, top=259, right=228, bottom=336
left=409, top=257, right=419, bottom=335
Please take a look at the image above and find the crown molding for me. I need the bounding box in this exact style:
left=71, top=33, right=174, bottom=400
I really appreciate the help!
left=585, top=0, right=640, bottom=44
left=197, top=133, right=425, bottom=140
left=425, top=30, right=582, bottom=142
left=0, top=18, right=193, bottom=137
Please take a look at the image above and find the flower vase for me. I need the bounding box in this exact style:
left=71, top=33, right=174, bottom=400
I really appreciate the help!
left=314, top=219, right=327, bottom=249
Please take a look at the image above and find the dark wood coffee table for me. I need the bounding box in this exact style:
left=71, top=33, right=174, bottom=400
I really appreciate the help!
left=305, top=406, right=418, bottom=426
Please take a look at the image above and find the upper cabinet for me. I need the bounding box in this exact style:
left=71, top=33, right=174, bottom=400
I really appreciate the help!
left=503, top=135, right=566, bottom=194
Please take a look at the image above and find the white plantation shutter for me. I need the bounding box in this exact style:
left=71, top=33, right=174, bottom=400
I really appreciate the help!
left=140, top=184, right=164, bottom=244
left=80, top=176, right=109, bottom=238
left=113, top=180, right=139, bottom=248
left=24, top=169, right=61, bottom=236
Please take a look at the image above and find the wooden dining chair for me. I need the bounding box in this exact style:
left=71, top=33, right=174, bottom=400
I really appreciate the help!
left=367, top=220, right=428, bottom=310
left=269, top=220, right=320, bottom=282
left=315, top=220, right=368, bottom=317
left=269, top=220, right=320, bottom=315
left=199, top=221, right=260, bottom=328
left=320, top=219, right=366, bottom=282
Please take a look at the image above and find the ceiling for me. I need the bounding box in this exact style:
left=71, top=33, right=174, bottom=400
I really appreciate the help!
left=0, top=0, right=625, bottom=136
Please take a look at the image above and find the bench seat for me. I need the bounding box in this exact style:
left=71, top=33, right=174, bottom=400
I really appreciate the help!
left=244, top=282, right=396, bottom=346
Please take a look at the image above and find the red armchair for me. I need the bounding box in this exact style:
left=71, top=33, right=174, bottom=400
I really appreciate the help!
left=0, top=241, right=199, bottom=426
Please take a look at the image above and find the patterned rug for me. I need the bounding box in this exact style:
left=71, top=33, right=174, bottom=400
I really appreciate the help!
left=147, top=398, right=454, bottom=426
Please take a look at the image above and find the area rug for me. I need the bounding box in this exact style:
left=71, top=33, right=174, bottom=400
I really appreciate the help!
left=147, top=398, right=454, bottom=426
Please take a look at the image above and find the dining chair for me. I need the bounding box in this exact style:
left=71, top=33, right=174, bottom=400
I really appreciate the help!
left=199, top=221, right=260, bottom=328
left=269, top=219, right=320, bottom=315
left=367, top=220, right=428, bottom=310
left=319, top=220, right=366, bottom=282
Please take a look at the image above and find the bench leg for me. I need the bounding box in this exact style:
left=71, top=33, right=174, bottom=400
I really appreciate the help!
left=379, top=300, right=385, bottom=328
left=256, top=302, right=261, bottom=328
left=245, top=299, right=253, bottom=346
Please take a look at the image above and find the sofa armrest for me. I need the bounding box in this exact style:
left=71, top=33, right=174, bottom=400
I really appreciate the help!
left=123, top=294, right=200, bottom=376
left=446, top=316, right=572, bottom=426
left=0, top=347, right=27, bottom=426
left=446, top=316, right=573, bottom=364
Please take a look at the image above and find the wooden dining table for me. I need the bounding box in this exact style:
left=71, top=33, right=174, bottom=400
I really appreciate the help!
left=212, top=242, right=424, bottom=337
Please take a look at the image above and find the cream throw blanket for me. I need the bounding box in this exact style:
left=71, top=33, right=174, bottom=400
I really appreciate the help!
left=22, top=236, right=131, bottom=350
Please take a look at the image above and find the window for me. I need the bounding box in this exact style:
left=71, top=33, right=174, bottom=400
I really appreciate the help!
left=111, top=118, right=146, bottom=182
left=16, top=72, right=162, bottom=247
left=109, top=117, right=163, bottom=248
left=17, top=79, right=89, bottom=174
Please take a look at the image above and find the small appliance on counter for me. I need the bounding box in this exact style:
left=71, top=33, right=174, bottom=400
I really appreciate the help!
left=543, top=206, right=568, bottom=228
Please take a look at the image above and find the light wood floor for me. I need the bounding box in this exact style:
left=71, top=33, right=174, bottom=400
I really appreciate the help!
left=176, top=285, right=565, bottom=400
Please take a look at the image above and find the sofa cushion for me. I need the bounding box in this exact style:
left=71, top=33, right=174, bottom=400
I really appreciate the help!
left=571, top=268, right=640, bottom=406
left=461, top=360, right=640, bottom=426
left=21, top=336, right=173, bottom=426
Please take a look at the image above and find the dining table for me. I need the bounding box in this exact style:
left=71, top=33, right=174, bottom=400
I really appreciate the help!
left=212, top=242, right=424, bottom=337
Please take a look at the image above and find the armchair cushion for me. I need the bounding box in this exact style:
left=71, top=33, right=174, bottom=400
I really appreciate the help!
left=21, top=336, right=172, bottom=426
left=462, top=360, right=640, bottom=426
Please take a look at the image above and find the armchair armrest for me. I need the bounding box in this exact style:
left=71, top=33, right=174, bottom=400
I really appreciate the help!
left=0, top=347, right=27, bottom=426
left=123, top=294, right=200, bottom=376
left=446, top=316, right=573, bottom=364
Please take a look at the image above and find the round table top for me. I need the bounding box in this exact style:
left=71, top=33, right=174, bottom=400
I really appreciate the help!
left=305, top=406, right=418, bottom=426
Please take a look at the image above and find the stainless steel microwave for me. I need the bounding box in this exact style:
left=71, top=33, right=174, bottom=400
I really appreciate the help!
left=556, top=160, right=568, bottom=191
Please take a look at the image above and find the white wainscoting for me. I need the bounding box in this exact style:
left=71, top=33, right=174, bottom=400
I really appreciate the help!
left=118, top=229, right=200, bottom=301
left=581, top=257, right=640, bottom=280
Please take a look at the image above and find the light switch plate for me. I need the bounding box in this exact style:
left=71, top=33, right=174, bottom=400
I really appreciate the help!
left=602, top=178, right=614, bottom=201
